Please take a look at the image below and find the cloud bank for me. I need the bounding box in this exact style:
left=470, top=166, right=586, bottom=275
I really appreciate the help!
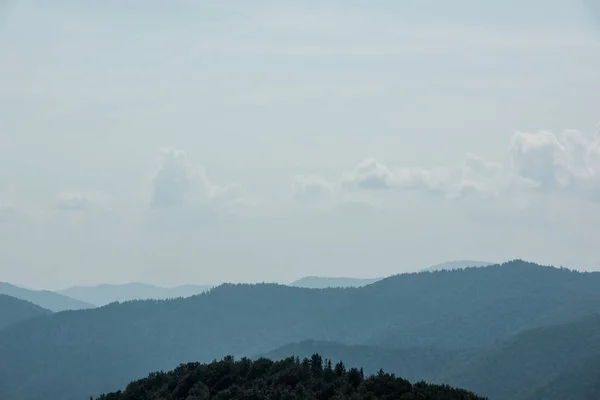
left=311, top=127, right=600, bottom=204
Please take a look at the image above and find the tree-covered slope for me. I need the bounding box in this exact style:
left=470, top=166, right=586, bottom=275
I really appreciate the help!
left=0, top=282, right=94, bottom=312
left=95, top=355, right=487, bottom=400
left=356, top=261, right=600, bottom=349
left=444, top=314, right=600, bottom=400
left=524, top=353, right=600, bottom=400
left=0, top=294, right=51, bottom=331
left=1, top=260, right=600, bottom=400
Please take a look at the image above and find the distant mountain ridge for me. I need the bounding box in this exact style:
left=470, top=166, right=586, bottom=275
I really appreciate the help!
left=59, top=283, right=213, bottom=306
left=0, top=282, right=94, bottom=312
left=290, top=260, right=495, bottom=289
left=421, top=260, right=494, bottom=272
left=289, top=276, right=382, bottom=289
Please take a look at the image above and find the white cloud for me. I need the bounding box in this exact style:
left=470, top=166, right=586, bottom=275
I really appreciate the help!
left=332, top=127, right=600, bottom=203
left=341, top=156, right=495, bottom=198
left=343, top=158, right=396, bottom=190
left=508, top=128, right=600, bottom=199
left=151, top=147, right=249, bottom=212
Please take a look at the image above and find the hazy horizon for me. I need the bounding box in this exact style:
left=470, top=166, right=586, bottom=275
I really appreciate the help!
left=2, top=0, right=600, bottom=289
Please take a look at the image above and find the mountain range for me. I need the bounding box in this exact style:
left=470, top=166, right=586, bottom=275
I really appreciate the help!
left=0, top=282, right=93, bottom=312
left=2, top=260, right=600, bottom=399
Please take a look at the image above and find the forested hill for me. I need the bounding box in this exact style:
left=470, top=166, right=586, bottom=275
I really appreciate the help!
left=1, top=260, right=600, bottom=400
left=95, top=355, right=487, bottom=400
left=0, top=295, right=51, bottom=331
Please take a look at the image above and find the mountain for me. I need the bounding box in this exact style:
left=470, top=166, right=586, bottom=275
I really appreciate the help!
left=0, top=282, right=94, bottom=312
left=59, top=283, right=213, bottom=306
left=2, top=260, right=600, bottom=400
left=0, top=295, right=51, bottom=331
left=526, top=352, right=600, bottom=400
left=443, top=314, right=600, bottom=400
left=421, top=260, right=494, bottom=272
left=289, top=276, right=382, bottom=288
left=260, top=340, right=469, bottom=383
left=95, top=355, right=486, bottom=400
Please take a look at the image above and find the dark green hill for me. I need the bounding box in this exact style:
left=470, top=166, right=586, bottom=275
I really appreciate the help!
left=0, top=294, right=51, bottom=331
left=95, top=355, right=487, bottom=400
left=1, top=260, right=600, bottom=400
left=0, top=282, right=94, bottom=312
left=261, top=340, right=468, bottom=383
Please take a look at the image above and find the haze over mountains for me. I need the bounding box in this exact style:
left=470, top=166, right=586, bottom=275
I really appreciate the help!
left=2, top=260, right=600, bottom=399
left=0, top=282, right=94, bottom=312
left=1, top=260, right=483, bottom=311
left=59, top=283, right=214, bottom=307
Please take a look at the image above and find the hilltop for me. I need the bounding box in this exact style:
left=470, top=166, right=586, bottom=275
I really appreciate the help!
left=95, top=355, right=486, bottom=400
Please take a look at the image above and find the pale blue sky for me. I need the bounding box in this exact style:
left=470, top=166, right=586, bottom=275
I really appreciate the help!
left=1, top=0, right=599, bottom=289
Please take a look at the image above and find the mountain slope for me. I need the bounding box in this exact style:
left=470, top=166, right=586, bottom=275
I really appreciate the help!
left=444, top=314, right=600, bottom=400
left=1, top=261, right=600, bottom=400
left=95, top=355, right=486, bottom=400
left=358, top=261, right=600, bottom=348
left=59, top=283, right=213, bottom=306
left=525, top=353, right=600, bottom=400
left=0, top=282, right=94, bottom=312
left=289, top=276, right=381, bottom=289
left=0, top=295, right=51, bottom=331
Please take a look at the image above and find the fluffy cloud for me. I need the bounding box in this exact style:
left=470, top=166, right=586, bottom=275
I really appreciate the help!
left=509, top=128, right=600, bottom=199
left=305, top=127, right=600, bottom=204
left=151, top=147, right=247, bottom=211
left=344, top=158, right=396, bottom=189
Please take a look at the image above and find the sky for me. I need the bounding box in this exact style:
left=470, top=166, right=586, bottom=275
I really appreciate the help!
left=1, top=0, right=600, bottom=289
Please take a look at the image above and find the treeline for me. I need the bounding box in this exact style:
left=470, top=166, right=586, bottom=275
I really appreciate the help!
left=96, top=355, right=487, bottom=400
